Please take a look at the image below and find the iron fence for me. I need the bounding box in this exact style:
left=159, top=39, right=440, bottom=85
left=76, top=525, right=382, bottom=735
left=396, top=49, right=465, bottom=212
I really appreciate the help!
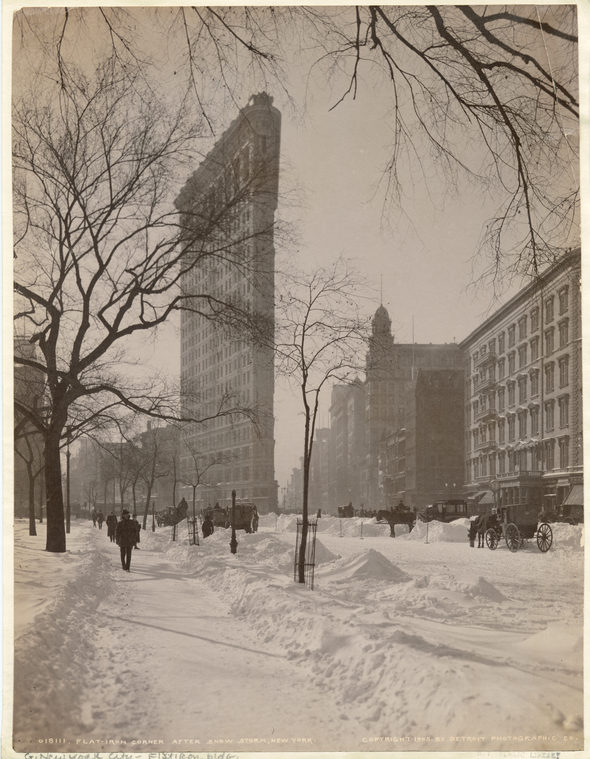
left=187, top=516, right=200, bottom=546
left=294, top=519, right=318, bottom=590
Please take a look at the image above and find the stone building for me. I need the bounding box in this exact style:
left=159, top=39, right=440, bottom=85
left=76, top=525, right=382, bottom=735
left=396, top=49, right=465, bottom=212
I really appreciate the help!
left=309, top=427, right=331, bottom=512
left=460, top=248, right=582, bottom=512
left=403, top=368, right=465, bottom=508
left=328, top=381, right=365, bottom=510
left=363, top=306, right=463, bottom=508
left=175, top=94, right=281, bottom=513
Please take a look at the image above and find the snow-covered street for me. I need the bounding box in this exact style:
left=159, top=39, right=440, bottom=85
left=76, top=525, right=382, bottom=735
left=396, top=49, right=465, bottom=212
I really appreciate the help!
left=12, top=514, right=583, bottom=753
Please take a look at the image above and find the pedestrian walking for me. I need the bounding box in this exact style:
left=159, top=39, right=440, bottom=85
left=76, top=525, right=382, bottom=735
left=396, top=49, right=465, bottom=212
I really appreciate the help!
left=106, top=511, right=118, bottom=543
left=202, top=513, right=214, bottom=538
left=132, top=514, right=141, bottom=549
left=91, top=509, right=98, bottom=527
left=116, top=510, right=136, bottom=572
left=97, top=510, right=104, bottom=529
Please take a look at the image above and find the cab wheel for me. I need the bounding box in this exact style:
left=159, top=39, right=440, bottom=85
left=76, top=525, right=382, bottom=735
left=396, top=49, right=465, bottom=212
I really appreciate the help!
left=505, top=523, right=520, bottom=553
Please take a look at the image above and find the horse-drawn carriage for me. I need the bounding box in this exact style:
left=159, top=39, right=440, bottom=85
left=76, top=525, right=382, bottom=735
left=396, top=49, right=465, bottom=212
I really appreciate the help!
left=338, top=504, right=355, bottom=518
left=476, top=503, right=553, bottom=553
left=156, top=500, right=189, bottom=527
left=538, top=503, right=584, bottom=526
left=204, top=502, right=259, bottom=533
left=418, top=499, right=469, bottom=523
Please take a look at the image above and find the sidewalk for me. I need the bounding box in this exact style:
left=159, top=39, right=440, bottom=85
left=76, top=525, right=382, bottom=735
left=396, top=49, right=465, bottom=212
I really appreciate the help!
left=65, top=527, right=345, bottom=751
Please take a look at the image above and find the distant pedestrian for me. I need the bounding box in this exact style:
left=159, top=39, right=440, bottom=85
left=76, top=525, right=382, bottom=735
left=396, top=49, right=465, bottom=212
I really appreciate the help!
left=97, top=510, right=104, bottom=529
left=132, top=514, right=141, bottom=549
left=116, top=510, right=136, bottom=571
left=106, top=511, right=118, bottom=542
left=468, top=517, right=477, bottom=548
left=91, top=509, right=98, bottom=527
left=202, top=514, right=214, bottom=538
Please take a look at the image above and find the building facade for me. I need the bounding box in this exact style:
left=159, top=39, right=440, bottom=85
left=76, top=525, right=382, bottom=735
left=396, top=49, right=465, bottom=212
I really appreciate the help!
left=460, top=249, right=582, bottom=511
left=363, top=306, right=463, bottom=508
left=328, top=381, right=366, bottom=509
left=175, top=94, right=280, bottom=513
left=404, top=368, right=465, bottom=508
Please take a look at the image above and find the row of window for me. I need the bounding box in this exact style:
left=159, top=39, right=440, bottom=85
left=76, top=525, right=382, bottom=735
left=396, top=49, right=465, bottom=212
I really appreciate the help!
left=471, top=286, right=569, bottom=369
left=471, top=396, right=570, bottom=447
left=473, top=318, right=569, bottom=386
left=470, top=436, right=570, bottom=478
left=471, top=357, right=569, bottom=419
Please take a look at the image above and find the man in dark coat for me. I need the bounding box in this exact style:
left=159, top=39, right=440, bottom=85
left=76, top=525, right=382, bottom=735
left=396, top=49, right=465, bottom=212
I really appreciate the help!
left=202, top=514, right=214, bottom=538
left=116, top=510, right=137, bottom=571
left=97, top=510, right=104, bottom=529
left=131, top=514, right=141, bottom=549
left=106, top=511, right=118, bottom=542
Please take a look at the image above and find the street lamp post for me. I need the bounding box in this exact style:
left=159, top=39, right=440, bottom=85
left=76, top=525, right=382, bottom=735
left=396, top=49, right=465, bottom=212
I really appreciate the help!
left=230, top=489, right=238, bottom=554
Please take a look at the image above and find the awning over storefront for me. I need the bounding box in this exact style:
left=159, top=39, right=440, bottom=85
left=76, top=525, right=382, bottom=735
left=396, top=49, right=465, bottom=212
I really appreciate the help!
left=468, top=490, right=495, bottom=505
left=477, top=491, right=495, bottom=505
left=563, top=485, right=584, bottom=507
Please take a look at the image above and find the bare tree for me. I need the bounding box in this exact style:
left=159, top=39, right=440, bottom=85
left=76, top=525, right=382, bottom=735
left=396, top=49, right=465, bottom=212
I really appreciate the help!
left=13, top=40, right=273, bottom=552
left=275, top=259, right=370, bottom=583
left=180, top=439, right=236, bottom=520
left=13, top=6, right=578, bottom=552
left=14, top=6, right=578, bottom=279
left=297, top=5, right=579, bottom=281
left=14, top=426, right=44, bottom=536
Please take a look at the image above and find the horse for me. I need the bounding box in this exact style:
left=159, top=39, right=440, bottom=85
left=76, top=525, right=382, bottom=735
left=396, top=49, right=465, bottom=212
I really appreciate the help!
left=377, top=508, right=415, bottom=537
left=472, top=512, right=500, bottom=547
left=338, top=504, right=355, bottom=518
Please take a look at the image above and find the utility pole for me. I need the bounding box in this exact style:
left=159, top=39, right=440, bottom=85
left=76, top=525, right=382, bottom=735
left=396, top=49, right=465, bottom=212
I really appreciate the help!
left=230, top=489, right=238, bottom=554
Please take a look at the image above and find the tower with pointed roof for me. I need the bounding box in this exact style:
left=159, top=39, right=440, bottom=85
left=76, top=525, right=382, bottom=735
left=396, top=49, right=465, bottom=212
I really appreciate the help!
left=361, top=305, right=463, bottom=509
left=364, top=306, right=397, bottom=506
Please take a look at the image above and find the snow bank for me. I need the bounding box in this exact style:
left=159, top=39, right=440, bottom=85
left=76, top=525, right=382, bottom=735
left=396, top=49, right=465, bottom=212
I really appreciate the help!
left=14, top=524, right=116, bottom=742
left=549, top=523, right=584, bottom=550
left=403, top=517, right=470, bottom=542
left=513, top=621, right=583, bottom=670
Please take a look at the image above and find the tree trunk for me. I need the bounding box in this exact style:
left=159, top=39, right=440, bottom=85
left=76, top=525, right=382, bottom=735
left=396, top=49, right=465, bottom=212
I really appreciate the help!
left=27, top=464, right=37, bottom=537
left=44, top=430, right=66, bottom=552
left=38, top=477, right=44, bottom=523
left=142, top=484, right=153, bottom=530
left=297, top=422, right=311, bottom=583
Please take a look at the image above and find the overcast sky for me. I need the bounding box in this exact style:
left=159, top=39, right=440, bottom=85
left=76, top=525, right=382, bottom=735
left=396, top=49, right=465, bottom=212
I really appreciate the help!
left=152, top=73, right=568, bottom=488
left=120, top=5, right=584, bottom=491
left=10, top=4, right=584, bottom=492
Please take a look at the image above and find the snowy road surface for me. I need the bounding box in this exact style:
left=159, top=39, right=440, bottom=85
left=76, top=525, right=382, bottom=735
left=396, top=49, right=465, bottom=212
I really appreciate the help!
left=12, top=514, right=583, bottom=754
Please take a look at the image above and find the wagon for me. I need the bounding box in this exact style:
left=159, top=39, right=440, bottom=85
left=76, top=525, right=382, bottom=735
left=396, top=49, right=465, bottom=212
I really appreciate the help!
left=418, top=499, right=468, bottom=524
left=485, top=503, right=553, bottom=553
left=204, top=502, right=259, bottom=533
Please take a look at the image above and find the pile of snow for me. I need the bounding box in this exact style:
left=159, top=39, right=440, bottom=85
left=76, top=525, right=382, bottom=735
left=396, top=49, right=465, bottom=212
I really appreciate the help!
left=316, top=548, right=409, bottom=584
left=278, top=538, right=341, bottom=572
left=422, top=573, right=507, bottom=601
left=513, top=621, right=583, bottom=671
left=549, top=523, right=584, bottom=550
left=403, top=517, right=470, bottom=542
